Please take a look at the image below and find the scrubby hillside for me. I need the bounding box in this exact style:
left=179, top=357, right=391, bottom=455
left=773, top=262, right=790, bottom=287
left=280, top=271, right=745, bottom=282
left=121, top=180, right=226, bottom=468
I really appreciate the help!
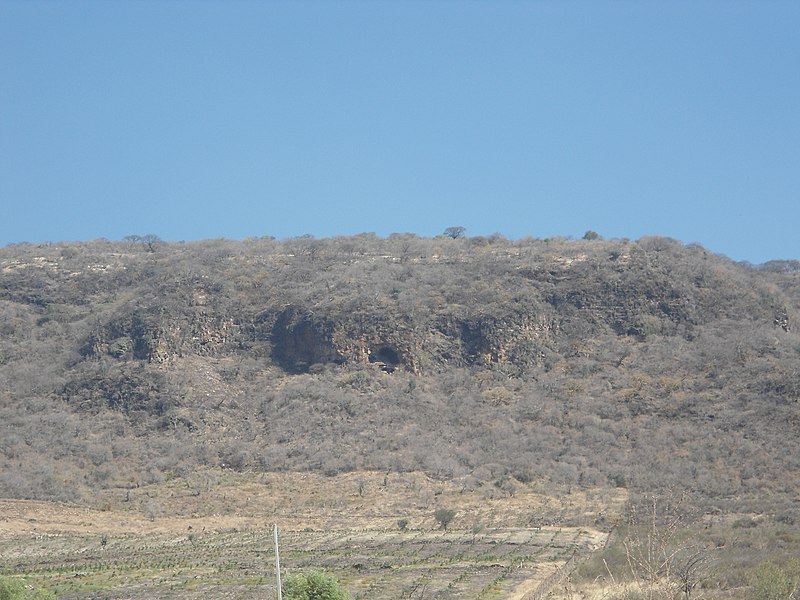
left=1, top=234, right=798, bottom=519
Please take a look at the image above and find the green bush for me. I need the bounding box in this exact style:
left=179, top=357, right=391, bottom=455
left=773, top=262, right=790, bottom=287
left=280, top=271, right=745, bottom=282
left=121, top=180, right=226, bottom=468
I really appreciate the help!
left=749, top=561, right=799, bottom=600
left=0, top=578, right=55, bottom=600
left=434, top=508, right=456, bottom=531
left=732, top=517, right=758, bottom=529
left=282, top=571, right=350, bottom=600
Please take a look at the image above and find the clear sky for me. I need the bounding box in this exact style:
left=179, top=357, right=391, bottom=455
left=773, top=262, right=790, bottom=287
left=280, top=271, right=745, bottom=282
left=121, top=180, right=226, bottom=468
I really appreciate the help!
left=1, top=1, right=798, bottom=263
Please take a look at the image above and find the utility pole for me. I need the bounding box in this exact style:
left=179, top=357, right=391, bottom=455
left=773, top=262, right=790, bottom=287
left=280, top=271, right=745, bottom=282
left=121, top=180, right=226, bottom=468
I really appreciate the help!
left=274, top=523, right=282, bottom=600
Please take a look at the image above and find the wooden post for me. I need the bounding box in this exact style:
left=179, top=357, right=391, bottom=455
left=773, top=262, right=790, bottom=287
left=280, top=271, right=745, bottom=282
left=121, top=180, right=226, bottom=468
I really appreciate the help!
left=274, top=524, right=282, bottom=600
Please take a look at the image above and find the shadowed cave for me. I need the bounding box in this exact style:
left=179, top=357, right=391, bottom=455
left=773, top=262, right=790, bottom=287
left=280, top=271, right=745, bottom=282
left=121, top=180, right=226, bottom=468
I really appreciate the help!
left=270, top=309, right=344, bottom=373
left=369, top=345, right=401, bottom=373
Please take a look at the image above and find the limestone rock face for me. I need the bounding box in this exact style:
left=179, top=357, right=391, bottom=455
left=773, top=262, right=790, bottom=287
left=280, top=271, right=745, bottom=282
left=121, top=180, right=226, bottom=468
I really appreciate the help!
left=63, top=235, right=794, bottom=378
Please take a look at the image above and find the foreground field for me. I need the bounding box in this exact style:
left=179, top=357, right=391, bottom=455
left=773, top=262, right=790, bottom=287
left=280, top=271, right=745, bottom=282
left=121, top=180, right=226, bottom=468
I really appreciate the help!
left=1, top=523, right=604, bottom=599
left=0, top=470, right=620, bottom=599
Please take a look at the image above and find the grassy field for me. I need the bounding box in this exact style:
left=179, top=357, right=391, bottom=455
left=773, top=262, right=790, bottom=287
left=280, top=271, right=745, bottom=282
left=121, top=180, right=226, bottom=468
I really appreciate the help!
left=0, top=470, right=621, bottom=599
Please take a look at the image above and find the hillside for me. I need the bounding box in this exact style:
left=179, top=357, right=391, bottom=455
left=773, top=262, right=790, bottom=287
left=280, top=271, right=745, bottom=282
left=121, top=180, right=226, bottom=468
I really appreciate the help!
left=1, top=234, right=799, bottom=521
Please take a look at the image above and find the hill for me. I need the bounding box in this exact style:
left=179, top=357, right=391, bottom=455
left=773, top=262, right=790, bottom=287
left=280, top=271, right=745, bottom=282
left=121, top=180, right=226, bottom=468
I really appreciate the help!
left=1, top=234, right=798, bottom=521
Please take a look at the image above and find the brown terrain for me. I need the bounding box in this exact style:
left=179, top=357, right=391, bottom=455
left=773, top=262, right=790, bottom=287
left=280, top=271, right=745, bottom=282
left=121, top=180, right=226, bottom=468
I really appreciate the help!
left=1, top=235, right=799, bottom=597
left=1, top=470, right=618, bottom=598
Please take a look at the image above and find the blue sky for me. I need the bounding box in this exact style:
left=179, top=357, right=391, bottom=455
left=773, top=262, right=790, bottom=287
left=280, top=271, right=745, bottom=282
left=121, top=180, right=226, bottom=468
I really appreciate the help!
left=1, top=1, right=798, bottom=263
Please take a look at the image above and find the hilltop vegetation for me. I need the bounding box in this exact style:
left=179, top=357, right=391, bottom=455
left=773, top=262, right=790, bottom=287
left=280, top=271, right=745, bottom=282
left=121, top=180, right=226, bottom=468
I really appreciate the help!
left=0, top=233, right=798, bottom=523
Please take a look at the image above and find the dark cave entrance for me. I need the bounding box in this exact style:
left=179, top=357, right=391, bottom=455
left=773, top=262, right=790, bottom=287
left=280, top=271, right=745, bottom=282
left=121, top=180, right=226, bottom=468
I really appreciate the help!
left=369, top=346, right=401, bottom=373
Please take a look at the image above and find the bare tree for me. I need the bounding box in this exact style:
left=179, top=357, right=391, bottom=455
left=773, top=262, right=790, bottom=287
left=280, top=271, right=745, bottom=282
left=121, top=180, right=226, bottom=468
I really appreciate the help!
left=675, top=548, right=709, bottom=600
left=141, top=234, right=162, bottom=252
left=124, top=233, right=162, bottom=252
left=622, top=494, right=710, bottom=600
left=443, top=226, right=466, bottom=239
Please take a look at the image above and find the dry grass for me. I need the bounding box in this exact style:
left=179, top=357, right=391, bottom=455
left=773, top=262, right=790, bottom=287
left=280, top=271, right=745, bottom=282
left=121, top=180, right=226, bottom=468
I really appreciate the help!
left=1, top=468, right=627, bottom=534
left=0, top=469, right=624, bottom=599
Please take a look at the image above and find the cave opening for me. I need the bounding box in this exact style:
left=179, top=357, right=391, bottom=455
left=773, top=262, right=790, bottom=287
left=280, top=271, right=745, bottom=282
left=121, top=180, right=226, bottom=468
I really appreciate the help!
left=369, top=346, right=401, bottom=372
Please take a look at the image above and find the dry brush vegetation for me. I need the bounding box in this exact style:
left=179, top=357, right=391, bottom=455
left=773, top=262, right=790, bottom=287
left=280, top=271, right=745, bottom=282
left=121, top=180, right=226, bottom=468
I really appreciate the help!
left=1, top=233, right=799, bottom=598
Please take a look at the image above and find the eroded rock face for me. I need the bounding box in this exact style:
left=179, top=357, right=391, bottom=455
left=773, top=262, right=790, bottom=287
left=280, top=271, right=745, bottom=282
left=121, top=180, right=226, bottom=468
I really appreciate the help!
left=81, top=300, right=560, bottom=375
left=445, top=314, right=555, bottom=369
left=82, top=309, right=239, bottom=363
left=270, top=307, right=344, bottom=373
left=65, top=235, right=793, bottom=378
left=265, top=304, right=558, bottom=375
